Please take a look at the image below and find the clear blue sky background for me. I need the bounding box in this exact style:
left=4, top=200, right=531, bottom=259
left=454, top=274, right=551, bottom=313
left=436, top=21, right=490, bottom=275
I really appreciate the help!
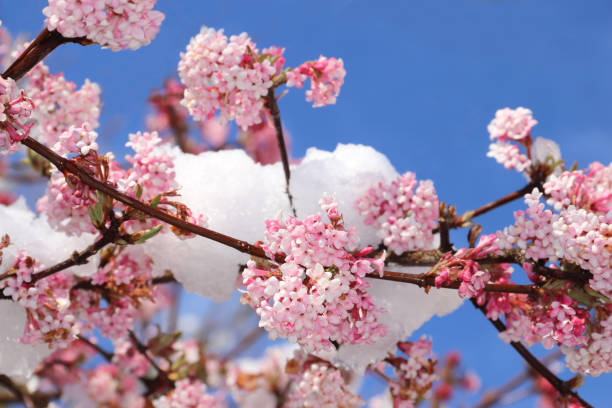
left=2, top=1, right=612, bottom=406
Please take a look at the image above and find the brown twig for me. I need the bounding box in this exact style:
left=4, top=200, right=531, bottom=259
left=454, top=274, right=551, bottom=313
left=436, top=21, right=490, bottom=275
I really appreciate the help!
left=0, top=374, right=34, bottom=408
left=265, top=88, right=296, bottom=216
left=2, top=28, right=92, bottom=81
left=367, top=270, right=540, bottom=295
left=473, top=349, right=562, bottom=408
left=77, top=335, right=113, bottom=361
left=21, top=136, right=277, bottom=262
left=128, top=330, right=174, bottom=389
left=0, top=214, right=120, bottom=285
left=471, top=299, right=592, bottom=408
left=222, top=325, right=265, bottom=363
left=433, top=182, right=539, bottom=233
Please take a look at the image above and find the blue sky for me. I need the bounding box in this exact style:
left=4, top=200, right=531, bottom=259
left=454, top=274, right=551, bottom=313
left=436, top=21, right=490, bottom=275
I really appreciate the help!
left=2, top=1, right=612, bottom=406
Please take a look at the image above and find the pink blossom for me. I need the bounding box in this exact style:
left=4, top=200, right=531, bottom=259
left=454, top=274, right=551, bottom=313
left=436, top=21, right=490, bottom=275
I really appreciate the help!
left=242, top=196, right=386, bottom=353
left=487, top=107, right=537, bottom=142
left=486, top=140, right=530, bottom=172
left=43, top=0, right=165, bottom=51
left=26, top=63, right=101, bottom=147
left=356, top=172, right=439, bottom=254
left=284, top=350, right=363, bottom=408
left=153, top=379, right=226, bottom=408
left=178, top=27, right=276, bottom=129
left=0, top=76, right=34, bottom=154
left=287, top=56, right=346, bottom=107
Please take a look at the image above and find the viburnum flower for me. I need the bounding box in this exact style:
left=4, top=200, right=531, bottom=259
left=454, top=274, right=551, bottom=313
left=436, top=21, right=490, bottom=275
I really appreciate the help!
left=356, top=172, right=439, bottom=254
left=543, top=161, right=612, bottom=214
left=487, top=107, right=537, bottom=142
left=0, top=76, right=34, bottom=155
left=43, top=0, right=165, bottom=51
left=241, top=195, right=386, bottom=353
left=153, top=379, right=226, bottom=408
left=26, top=62, right=101, bottom=147
left=432, top=234, right=500, bottom=299
left=375, top=336, right=438, bottom=407
left=179, top=26, right=345, bottom=130
left=496, top=188, right=612, bottom=298
left=178, top=26, right=276, bottom=129
left=286, top=56, right=346, bottom=107
left=563, top=306, right=612, bottom=376
left=283, top=350, right=363, bottom=408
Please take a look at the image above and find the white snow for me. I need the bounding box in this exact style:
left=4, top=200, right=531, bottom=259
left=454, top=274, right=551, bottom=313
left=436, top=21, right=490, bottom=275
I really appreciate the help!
left=0, top=300, right=51, bottom=378
left=144, top=144, right=397, bottom=301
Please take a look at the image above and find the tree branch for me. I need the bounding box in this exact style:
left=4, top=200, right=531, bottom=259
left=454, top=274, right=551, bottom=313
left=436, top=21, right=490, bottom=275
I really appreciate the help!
left=265, top=88, right=296, bottom=216
left=471, top=299, right=592, bottom=408
left=21, top=136, right=278, bottom=262
left=473, top=350, right=562, bottom=408
left=433, top=182, right=539, bottom=233
left=0, top=374, right=34, bottom=408
left=2, top=28, right=91, bottom=81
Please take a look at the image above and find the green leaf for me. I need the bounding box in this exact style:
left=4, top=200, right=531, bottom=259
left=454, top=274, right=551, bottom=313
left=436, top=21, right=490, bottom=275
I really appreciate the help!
left=133, top=225, right=163, bottom=244
left=150, top=195, right=162, bottom=208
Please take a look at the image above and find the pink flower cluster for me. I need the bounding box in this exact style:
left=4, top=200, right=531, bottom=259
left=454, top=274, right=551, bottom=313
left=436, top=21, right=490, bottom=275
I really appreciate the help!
left=81, top=363, right=144, bottom=407
left=1, top=250, right=80, bottom=347
left=485, top=107, right=563, bottom=179
left=487, top=107, right=537, bottom=142
left=1, top=244, right=156, bottom=348
left=563, top=307, right=612, bottom=377
left=498, top=293, right=588, bottom=350
left=433, top=234, right=500, bottom=299
left=378, top=336, right=438, bottom=407
left=286, top=56, right=346, bottom=107
left=124, top=131, right=178, bottom=201
left=153, top=379, right=226, bottom=408
left=178, top=26, right=276, bottom=129
left=242, top=196, right=386, bottom=353
left=43, top=0, right=165, bottom=51
left=0, top=76, right=34, bottom=154
left=284, top=353, right=363, bottom=408
left=486, top=140, right=530, bottom=172
left=497, top=188, right=612, bottom=298
left=543, top=161, right=612, bottom=214
left=53, top=122, right=99, bottom=156
left=26, top=63, right=101, bottom=147
left=356, top=172, right=439, bottom=254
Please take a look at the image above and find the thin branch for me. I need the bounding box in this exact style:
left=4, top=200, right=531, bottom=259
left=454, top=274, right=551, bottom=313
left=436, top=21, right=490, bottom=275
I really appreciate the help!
left=265, top=88, right=296, bottom=216
left=77, top=335, right=113, bottom=361
left=21, top=136, right=278, bottom=262
left=0, top=215, right=120, bottom=285
left=0, top=374, right=34, bottom=408
left=2, top=28, right=91, bottom=81
left=367, top=270, right=540, bottom=295
left=128, top=330, right=174, bottom=387
left=433, top=182, right=539, bottom=233
left=471, top=299, right=592, bottom=408
left=473, top=349, right=562, bottom=408
left=222, top=325, right=265, bottom=363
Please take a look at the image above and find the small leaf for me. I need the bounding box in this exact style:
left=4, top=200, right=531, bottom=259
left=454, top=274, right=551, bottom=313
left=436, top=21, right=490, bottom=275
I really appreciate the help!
left=150, top=195, right=162, bottom=208
left=543, top=279, right=569, bottom=291
left=133, top=225, right=163, bottom=244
